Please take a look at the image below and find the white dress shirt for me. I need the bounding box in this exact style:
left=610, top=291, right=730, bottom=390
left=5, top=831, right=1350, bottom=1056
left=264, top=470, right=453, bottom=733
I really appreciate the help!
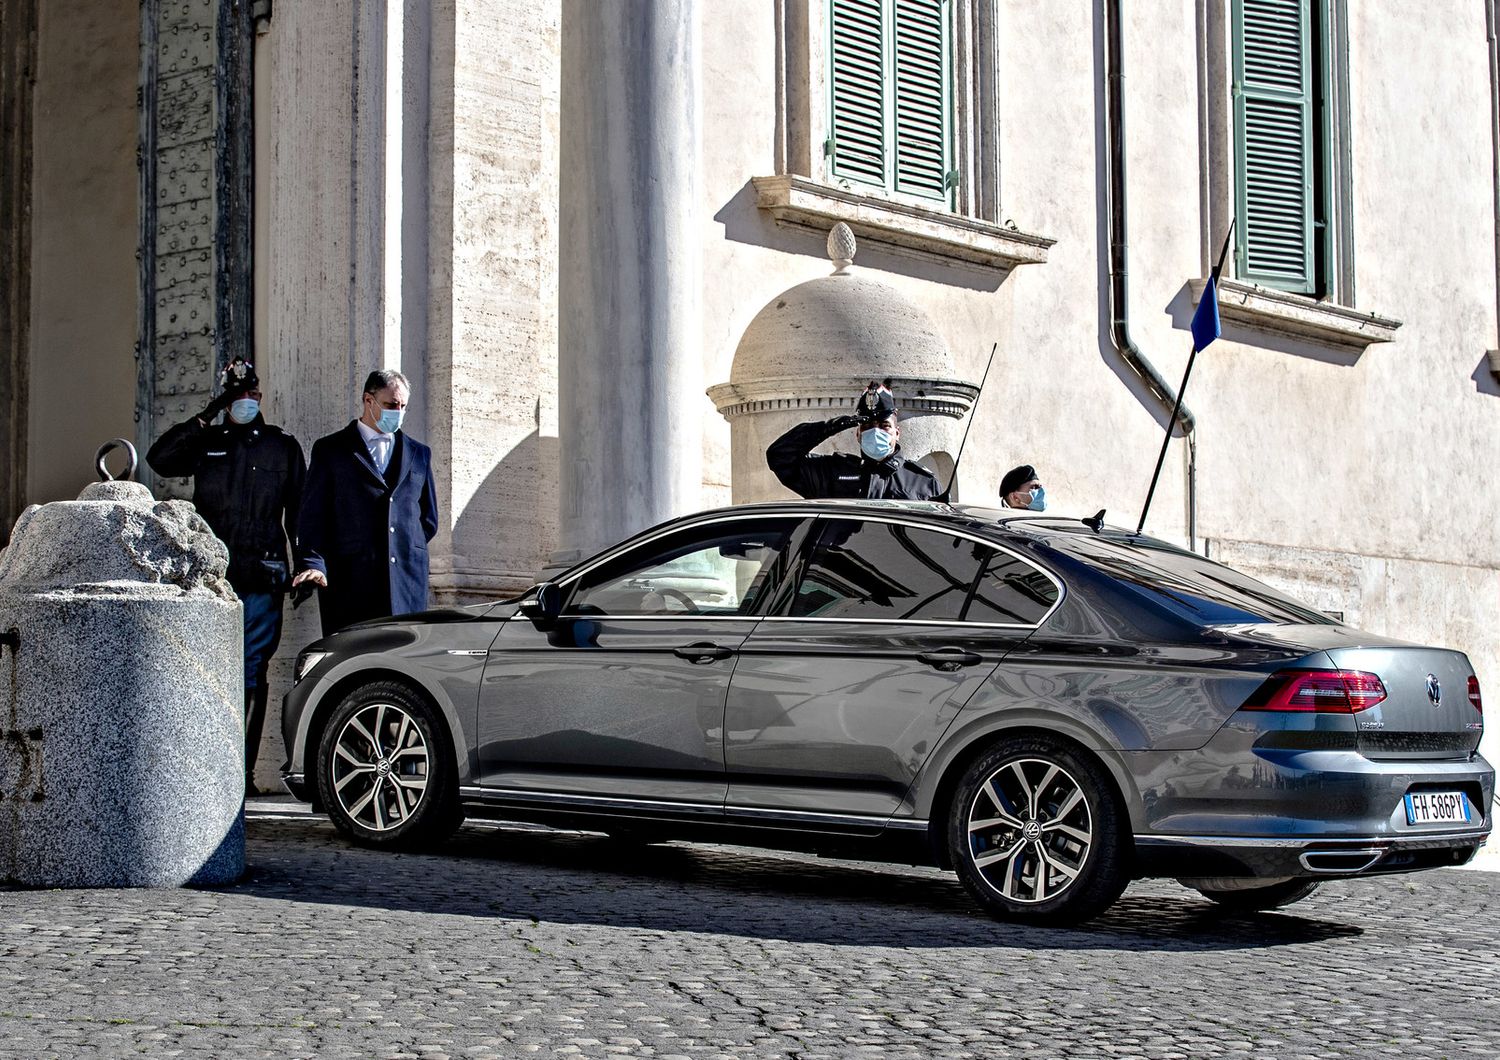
left=356, top=418, right=394, bottom=474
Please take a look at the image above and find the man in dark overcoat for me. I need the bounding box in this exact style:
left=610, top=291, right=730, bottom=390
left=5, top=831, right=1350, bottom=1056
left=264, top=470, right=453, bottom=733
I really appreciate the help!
left=293, top=369, right=439, bottom=636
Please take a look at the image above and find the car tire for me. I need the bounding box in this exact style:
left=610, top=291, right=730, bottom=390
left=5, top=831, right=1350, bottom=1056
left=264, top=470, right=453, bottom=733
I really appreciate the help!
left=1193, top=879, right=1321, bottom=911
left=316, top=680, right=462, bottom=850
left=948, top=735, right=1129, bottom=925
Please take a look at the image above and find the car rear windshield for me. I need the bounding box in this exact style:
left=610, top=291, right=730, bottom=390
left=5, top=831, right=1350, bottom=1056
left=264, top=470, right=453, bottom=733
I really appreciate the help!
left=1043, top=532, right=1336, bottom=626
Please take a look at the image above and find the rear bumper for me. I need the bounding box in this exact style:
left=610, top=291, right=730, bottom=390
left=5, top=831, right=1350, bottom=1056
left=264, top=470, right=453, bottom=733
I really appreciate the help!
left=1135, top=827, right=1490, bottom=879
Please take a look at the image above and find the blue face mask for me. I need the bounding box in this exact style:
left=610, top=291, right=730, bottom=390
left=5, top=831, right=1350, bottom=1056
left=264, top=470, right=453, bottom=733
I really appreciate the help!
left=228, top=398, right=259, bottom=424
left=859, top=427, right=895, bottom=461
left=376, top=408, right=404, bottom=435
left=1027, top=486, right=1047, bottom=512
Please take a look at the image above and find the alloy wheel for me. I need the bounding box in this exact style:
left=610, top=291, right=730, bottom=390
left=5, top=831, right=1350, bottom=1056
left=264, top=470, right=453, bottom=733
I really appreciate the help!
left=329, top=702, right=430, bottom=832
left=966, top=757, right=1094, bottom=904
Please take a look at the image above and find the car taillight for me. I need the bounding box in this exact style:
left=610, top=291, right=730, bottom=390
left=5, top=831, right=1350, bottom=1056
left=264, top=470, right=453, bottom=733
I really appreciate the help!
left=1242, top=669, right=1387, bottom=714
left=1469, top=675, right=1483, bottom=715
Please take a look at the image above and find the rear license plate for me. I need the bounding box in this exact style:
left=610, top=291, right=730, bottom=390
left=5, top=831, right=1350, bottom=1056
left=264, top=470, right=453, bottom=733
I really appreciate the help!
left=1404, top=791, right=1471, bottom=826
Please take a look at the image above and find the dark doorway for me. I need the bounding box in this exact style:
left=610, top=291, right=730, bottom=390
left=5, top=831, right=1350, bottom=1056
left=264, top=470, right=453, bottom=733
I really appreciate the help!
left=0, top=0, right=35, bottom=545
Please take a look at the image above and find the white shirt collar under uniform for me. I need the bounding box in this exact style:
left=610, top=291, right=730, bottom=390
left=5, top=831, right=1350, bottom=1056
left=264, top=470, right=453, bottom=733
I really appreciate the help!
left=356, top=418, right=394, bottom=472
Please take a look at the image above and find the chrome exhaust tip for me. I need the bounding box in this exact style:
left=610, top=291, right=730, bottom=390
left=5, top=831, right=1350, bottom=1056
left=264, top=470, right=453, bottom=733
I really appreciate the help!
left=1298, top=847, right=1386, bottom=874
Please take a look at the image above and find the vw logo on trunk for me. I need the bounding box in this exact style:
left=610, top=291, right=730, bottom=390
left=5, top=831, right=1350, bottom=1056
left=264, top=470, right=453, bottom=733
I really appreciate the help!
left=1426, top=673, right=1442, bottom=707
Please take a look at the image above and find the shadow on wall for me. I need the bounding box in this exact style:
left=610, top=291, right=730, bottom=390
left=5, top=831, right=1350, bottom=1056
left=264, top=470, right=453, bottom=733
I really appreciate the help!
left=447, top=429, right=561, bottom=600
left=1473, top=354, right=1500, bottom=397
left=713, top=180, right=1005, bottom=295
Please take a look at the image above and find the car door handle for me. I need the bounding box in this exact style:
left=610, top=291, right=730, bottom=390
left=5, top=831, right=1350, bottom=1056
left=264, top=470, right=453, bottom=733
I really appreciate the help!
left=672, top=642, right=736, bottom=664
left=917, top=648, right=983, bottom=672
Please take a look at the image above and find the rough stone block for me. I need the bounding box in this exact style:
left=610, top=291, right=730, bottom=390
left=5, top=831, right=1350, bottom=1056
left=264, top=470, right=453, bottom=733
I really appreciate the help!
left=0, top=480, right=244, bottom=887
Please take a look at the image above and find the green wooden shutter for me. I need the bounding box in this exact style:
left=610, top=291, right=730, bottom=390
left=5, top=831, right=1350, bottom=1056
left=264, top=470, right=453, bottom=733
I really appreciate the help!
left=829, top=0, right=887, bottom=189
left=1233, top=0, right=1315, bottom=293
left=829, top=0, right=952, bottom=206
left=891, top=0, right=950, bottom=202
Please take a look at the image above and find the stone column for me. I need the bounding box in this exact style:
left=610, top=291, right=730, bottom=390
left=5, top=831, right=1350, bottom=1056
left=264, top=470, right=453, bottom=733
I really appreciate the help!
left=557, top=0, right=702, bottom=564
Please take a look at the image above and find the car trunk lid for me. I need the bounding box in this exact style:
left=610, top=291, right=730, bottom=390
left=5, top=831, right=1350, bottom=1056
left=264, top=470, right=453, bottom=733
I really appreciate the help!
left=1325, top=646, right=1483, bottom=761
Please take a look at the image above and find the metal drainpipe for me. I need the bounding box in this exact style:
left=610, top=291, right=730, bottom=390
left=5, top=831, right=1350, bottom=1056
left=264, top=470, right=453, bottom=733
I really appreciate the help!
left=1487, top=0, right=1500, bottom=364
left=1104, top=0, right=1199, bottom=549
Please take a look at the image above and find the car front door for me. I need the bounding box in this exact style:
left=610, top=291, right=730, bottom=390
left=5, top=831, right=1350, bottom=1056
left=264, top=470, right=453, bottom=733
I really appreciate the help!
left=476, top=515, right=807, bottom=811
left=724, top=516, right=1060, bottom=825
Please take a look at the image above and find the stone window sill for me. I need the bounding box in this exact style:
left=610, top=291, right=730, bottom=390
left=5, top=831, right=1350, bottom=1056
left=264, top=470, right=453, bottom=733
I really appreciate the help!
left=752, top=175, right=1055, bottom=274
left=1189, top=278, right=1401, bottom=353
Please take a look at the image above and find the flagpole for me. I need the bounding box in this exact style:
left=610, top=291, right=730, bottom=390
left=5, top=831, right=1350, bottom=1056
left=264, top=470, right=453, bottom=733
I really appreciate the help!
left=1134, top=220, right=1235, bottom=535
left=1136, top=340, right=1198, bottom=534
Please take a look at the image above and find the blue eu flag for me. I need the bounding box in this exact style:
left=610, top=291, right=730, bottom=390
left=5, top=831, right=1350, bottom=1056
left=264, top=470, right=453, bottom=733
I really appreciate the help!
left=1191, top=274, right=1221, bottom=352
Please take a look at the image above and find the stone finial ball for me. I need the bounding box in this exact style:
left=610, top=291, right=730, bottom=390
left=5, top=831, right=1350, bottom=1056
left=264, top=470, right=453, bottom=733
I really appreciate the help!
left=827, top=222, right=858, bottom=272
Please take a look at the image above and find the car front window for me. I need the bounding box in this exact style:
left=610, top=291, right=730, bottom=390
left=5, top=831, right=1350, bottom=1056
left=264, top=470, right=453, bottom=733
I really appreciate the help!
left=566, top=518, right=799, bottom=617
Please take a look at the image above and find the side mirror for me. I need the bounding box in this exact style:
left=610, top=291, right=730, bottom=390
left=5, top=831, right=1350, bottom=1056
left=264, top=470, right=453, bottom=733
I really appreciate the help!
left=519, top=581, right=563, bottom=627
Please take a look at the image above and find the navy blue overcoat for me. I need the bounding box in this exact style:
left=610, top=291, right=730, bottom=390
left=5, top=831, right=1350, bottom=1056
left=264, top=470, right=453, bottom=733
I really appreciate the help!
left=298, top=421, right=439, bottom=635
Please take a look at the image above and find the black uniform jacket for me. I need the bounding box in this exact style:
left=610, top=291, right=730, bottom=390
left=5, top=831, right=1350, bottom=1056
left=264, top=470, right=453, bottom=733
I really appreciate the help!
left=297, top=421, right=439, bottom=636
left=146, top=414, right=307, bottom=594
left=767, top=418, right=941, bottom=501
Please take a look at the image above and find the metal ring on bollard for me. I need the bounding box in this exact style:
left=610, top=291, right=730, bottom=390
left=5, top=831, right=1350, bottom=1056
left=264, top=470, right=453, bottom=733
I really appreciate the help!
left=94, top=438, right=139, bottom=482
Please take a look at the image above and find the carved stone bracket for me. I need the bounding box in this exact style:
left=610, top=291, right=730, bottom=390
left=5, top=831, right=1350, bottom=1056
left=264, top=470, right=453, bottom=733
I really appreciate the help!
left=753, top=174, right=1055, bottom=274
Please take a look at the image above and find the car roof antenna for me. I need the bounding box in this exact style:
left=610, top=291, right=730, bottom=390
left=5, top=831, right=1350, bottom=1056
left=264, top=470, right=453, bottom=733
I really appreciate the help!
left=939, top=341, right=998, bottom=503
left=1083, top=509, right=1107, bottom=533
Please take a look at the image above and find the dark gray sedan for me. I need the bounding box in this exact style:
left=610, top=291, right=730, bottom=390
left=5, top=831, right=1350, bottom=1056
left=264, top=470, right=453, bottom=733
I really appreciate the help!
left=281, top=501, right=1493, bottom=924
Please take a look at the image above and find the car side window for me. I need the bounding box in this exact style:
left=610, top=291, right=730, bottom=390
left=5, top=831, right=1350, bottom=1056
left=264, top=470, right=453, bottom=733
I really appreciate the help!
left=964, top=550, right=1060, bottom=625
left=788, top=519, right=1057, bottom=624
left=566, top=518, right=798, bottom=617
left=790, top=519, right=989, bottom=622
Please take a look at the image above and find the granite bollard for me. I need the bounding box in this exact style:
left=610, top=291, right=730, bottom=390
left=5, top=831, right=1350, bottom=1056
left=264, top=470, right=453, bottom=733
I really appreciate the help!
left=0, top=479, right=244, bottom=886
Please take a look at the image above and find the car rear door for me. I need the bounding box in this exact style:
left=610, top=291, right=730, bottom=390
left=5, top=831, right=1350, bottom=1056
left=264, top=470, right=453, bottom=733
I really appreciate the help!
left=722, top=515, right=1060, bottom=825
left=475, top=515, right=807, bottom=810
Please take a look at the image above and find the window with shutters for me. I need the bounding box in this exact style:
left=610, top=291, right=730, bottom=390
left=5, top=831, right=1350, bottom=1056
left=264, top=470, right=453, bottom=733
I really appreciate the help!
left=1203, top=0, right=1398, bottom=350
left=762, top=0, right=1056, bottom=275
left=1231, top=0, right=1331, bottom=297
left=827, top=0, right=953, bottom=207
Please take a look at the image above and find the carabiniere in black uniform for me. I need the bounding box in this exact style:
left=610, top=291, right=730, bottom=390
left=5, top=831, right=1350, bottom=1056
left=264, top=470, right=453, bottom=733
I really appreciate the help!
left=765, top=382, right=940, bottom=500
left=766, top=417, right=939, bottom=499
left=148, top=412, right=306, bottom=593
left=146, top=358, right=307, bottom=794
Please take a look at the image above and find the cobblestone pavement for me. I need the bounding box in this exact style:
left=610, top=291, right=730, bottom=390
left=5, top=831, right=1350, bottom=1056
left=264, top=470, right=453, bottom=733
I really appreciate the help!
left=2, top=810, right=1498, bottom=1059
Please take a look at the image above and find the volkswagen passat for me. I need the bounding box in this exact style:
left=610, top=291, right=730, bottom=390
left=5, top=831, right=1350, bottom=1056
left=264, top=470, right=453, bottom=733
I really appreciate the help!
left=281, top=502, right=1493, bottom=924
